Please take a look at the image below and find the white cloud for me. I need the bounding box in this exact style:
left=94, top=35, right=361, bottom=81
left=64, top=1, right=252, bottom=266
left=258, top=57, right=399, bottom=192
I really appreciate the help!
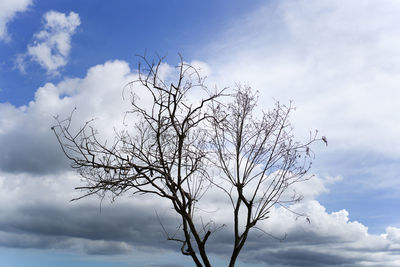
left=189, top=60, right=212, bottom=78
left=0, top=0, right=31, bottom=41
left=196, top=0, right=400, bottom=198
left=205, top=0, right=400, bottom=158
left=385, top=226, right=400, bottom=244
left=18, top=10, right=80, bottom=74
left=0, top=60, right=135, bottom=174
left=285, top=175, right=343, bottom=201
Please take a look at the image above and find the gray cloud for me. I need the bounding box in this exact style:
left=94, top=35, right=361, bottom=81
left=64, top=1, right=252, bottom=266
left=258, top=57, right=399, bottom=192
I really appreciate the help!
left=0, top=128, right=69, bottom=174
left=249, top=247, right=358, bottom=267
left=0, top=172, right=399, bottom=267
left=0, top=202, right=171, bottom=249
left=0, top=230, right=132, bottom=255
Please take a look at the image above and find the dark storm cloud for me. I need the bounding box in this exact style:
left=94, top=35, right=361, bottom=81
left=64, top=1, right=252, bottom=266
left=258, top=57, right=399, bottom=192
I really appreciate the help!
left=0, top=230, right=61, bottom=249
left=0, top=193, right=399, bottom=265
left=0, top=124, right=69, bottom=174
left=1, top=203, right=162, bottom=244
left=0, top=200, right=183, bottom=254
left=0, top=230, right=132, bottom=255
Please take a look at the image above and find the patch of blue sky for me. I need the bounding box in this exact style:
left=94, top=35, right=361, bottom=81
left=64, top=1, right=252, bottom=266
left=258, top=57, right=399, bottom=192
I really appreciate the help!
left=0, top=0, right=266, bottom=106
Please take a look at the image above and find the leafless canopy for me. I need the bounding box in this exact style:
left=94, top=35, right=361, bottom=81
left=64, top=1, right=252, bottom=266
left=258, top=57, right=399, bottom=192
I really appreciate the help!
left=210, top=86, right=318, bottom=266
left=52, top=55, right=321, bottom=267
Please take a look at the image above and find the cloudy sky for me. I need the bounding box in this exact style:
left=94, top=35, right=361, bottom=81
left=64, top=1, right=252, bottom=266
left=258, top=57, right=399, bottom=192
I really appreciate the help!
left=1, top=0, right=400, bottom=266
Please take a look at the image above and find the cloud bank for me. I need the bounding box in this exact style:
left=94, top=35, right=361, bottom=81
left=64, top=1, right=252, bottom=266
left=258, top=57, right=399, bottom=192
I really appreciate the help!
left=0, top=170, right=399, bottom=266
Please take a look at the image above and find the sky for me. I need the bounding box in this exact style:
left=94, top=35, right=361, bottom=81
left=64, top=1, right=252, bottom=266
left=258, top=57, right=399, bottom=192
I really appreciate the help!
left=1, top=0, right=400, bottom=266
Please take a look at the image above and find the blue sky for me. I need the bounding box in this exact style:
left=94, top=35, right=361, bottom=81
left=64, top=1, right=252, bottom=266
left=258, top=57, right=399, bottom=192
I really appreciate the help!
left=1, top=0, right=400, bottom=266
left=0, top=0, right=264, bottom=105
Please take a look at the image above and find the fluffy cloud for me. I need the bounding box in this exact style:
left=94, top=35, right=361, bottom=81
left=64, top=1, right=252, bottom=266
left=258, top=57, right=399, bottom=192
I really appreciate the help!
left=17, top=10, right=80, bottom=74
left=239, top=201, right=400, bottom=266
left=385, top=227, right=400, bottom=244
left=0, top=0, right=31, bottom=41
left=0, top=60, right=134, bottom=174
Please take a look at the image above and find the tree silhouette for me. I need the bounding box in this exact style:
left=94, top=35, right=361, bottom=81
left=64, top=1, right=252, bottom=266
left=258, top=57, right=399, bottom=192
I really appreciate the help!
left=52, top=55, right=321, bottom=267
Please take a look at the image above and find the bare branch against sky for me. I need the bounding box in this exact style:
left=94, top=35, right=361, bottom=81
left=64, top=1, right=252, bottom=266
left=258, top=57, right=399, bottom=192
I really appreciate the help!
left=52, top=56, right=322, bottom=266
left=2, top=1, right=400, bottom=266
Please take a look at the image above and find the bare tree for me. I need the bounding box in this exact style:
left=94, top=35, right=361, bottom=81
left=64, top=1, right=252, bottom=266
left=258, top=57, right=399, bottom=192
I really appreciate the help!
left=52, top=55, right=321, bottom=267
left=210, top=86, right=318, bottom=266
